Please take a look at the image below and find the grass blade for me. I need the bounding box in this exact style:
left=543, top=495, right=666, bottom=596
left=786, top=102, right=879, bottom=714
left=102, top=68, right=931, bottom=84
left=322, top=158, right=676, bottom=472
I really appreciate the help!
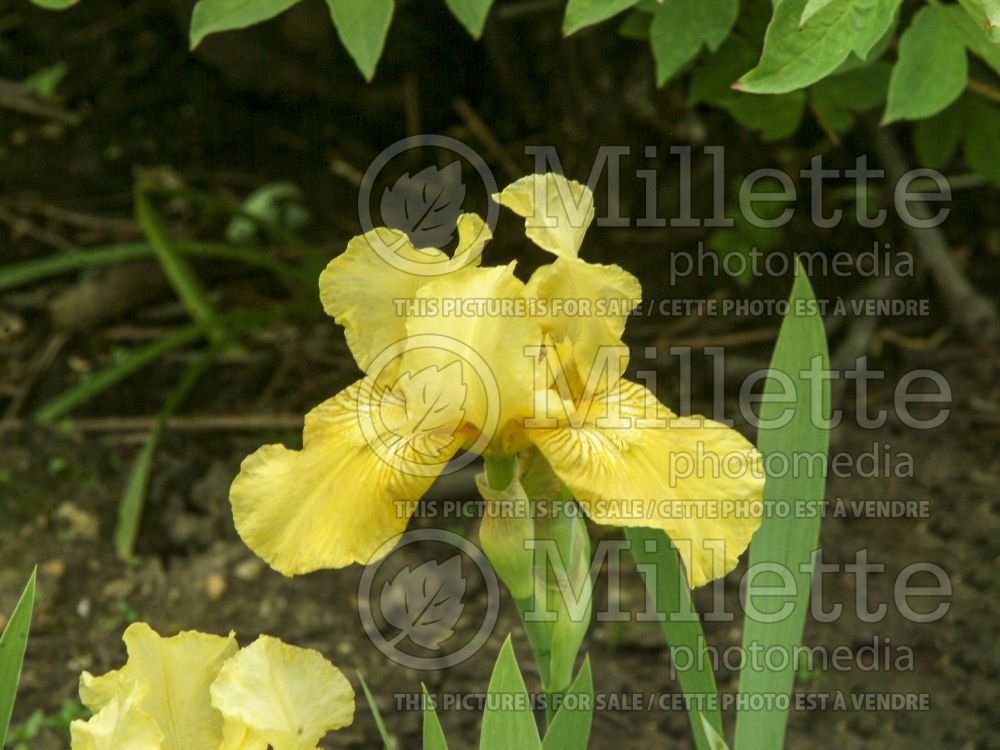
left=34, top=322, right=205, bottom=423
left=135, top=182, right=228, bottom=345
left=626, top=528, right=722, bottom=750
left=0, top=568, right=37, bottom=748
left=422, top=684, right=448, bottom=750
left=0, top=240, right=308, bottom=293
left=357, top=672, right=395, bottom=750
left=114, top=346, right=218, bottom=558
left=733, top=267, right=830, bottom=749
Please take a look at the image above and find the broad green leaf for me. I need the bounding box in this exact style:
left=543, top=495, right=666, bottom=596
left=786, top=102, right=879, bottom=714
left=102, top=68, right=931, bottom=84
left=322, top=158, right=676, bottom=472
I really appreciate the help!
left=480, top=637, right=541, bottom=750
left=959, top=0, right=1000, bottom=43
left=689, top=36, right=806, bottom=140
left=324, top=0, right=393, bottom=81
left=618, top=9, right=652, bottom=40
left=947, top=4, right=1000, bottom=74
left=884, top=6, right=968, bottom=123
left=358, top=672, right=396, bottom=750
left=962, top=97, right=1000, bottom=184
left=563, top=0, right=640, bottom=36
left=28, top=0, right=78, bottom=8
left=189, top=0, right=303, bottom=49
left=0, top=569, right=37, bottom=749
left=422, top=684, right=449, bottom=750
left=809, top=60, right=891, bottom=132
left=649, top=0, right=738, bottom=86
left=913, top=101, right=965, bottom=168
left=733, top=267, right=830, bottom=750
left=23, top=63, right=67, bottom=98
left=541, top=657, right=593, bottom=750
left=626, top=529, right=721, bottom=750
left=444, top=0, right=494, bottom=38
left=799, top=0, right=836, bottom=25
left=737, top=0, right=902, bottom=94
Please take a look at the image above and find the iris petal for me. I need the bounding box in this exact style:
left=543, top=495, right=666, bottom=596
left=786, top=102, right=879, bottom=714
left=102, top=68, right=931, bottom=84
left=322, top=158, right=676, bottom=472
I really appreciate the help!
left=526, top=379, right=764, bottom=587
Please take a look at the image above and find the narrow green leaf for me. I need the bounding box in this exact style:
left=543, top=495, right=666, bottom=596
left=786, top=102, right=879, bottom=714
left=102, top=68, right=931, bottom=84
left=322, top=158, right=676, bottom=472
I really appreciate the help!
left=733, top=266, right=830, bottom=750
left=135, top=183, right=228, bottom=346
left=444, top=0, right=494, bottom=38
left=189, top=0, right=302, bottom=48
left=649, top=0, right=738, bottom=86
left=541, top=657, right=593, bottom=750
left=0, top=569, right=37, bottom=749
left=422, top=684, right=449, bottom=750
left=699, top=712, right=730, bottom=750
left=358, top=672, right=396, bottom=750
left=737, top=0, right=901, bottom=94
left=115, top=348, right=217, bottom=559
left=28, top=0, right=78, bottom=9
left=34, top=323, right=205, bottom=423
left=626, top=528, right=721, bottom=750
left=0, top=241, right=304, bottom=293
left=884, top=6, right=968, bottom=123
left=324, top=0, right=394, bottom=81
left=563, top=0, right=640, bottom=36
left=480, top=637, right=542, bottom=750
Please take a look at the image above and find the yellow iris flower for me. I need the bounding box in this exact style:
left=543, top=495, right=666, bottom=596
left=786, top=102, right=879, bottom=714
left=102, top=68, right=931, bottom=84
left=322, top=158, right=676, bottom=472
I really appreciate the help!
left=70, top=623, right=354, bottom=750
left=230, top=172, right=764, bottom=587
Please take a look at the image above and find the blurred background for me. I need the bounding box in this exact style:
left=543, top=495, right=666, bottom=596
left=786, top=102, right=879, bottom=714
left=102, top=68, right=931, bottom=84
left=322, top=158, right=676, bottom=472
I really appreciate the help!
left=2, top=0, right=999, bottom=747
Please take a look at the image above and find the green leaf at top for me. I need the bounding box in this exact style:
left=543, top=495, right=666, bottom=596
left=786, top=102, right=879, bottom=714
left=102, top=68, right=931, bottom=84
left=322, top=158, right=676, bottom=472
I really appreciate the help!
left=542, top=657, right=593, bottom=750
left=689, top=36, right=806, bottom=140
left=480, top=637, right=542, bottom=750
left=563, top=0, right=641, bottom=36
left=810, top=60, right=891, bottom=133
left=0, top=569, right=37, bottom=749
left=649, top=0, right=738, bottom=86
left=959, top=0, right=1000, bottom=43
left=28, top=0, right=79, bottom=8
left=324, top=0, right=394, bottom=81
left=884, top=6, right=968, bottom=123
left=444, top=0, right=494, bottom=38
left=733, top=267, right=830, bottom=750
left=737, top=0, right=902, bottom=94
left=799, top=0, right=837, bottom=26
left=189, top=0, right=304, bottom=49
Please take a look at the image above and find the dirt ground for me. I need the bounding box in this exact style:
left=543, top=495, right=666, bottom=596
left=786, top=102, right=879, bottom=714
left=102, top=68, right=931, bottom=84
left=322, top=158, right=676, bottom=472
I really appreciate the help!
left=2, top=1, right=999, bottom=748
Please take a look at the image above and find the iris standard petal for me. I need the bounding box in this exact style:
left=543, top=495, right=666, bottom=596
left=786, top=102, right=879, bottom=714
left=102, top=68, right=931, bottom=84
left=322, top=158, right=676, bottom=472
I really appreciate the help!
left=230, top=379, right=464, bottom=575
left=210, top=635, right=355, bottom=750
left=400, top=263, right=543, bottom=451
left=526, top=379, right=764, bottom=588
left=494, top=173, right=595, bottom=258
left=526, top=256, right=641, bottom=389
left=319, top=220, right=487, bottom=373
